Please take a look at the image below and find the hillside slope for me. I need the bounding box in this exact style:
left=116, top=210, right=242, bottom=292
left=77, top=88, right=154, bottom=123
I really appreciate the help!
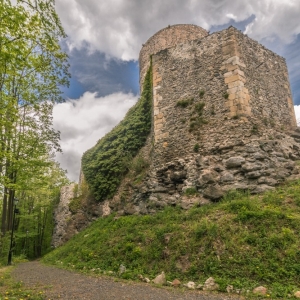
left=44, top=180, right=300, bottom=298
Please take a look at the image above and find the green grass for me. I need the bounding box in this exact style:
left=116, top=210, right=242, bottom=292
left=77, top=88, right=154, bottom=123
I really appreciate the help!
left=43, top=180, right=300, bottom=298
left=0, top=266, right=45, bottom=299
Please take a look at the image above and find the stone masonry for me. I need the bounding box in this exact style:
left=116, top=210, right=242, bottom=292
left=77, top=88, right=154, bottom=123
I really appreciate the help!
left=139, top=24, right=208, bottom=89
left=148, top=25, right=297, bottom=152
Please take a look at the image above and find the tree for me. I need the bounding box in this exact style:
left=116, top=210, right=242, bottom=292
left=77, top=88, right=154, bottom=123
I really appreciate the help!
left=0, top=0, right=70, bottom=234
left=0, top=160, right=70, bottom=263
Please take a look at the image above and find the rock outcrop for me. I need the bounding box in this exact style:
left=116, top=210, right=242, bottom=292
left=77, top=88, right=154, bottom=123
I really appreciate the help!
left=52, top=184, right=75, bottom=247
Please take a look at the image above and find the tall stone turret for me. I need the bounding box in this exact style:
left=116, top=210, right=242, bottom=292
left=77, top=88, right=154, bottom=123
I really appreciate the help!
left=113, top=24, right=300, bottom=211
left=139, top=24, right=209, bottom=89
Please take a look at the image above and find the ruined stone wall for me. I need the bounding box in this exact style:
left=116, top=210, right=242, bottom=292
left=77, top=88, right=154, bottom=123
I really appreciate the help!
left=139, top=24, right=208, bottom=89
left=234, top=28, right=297, bottom=127
left=103, top=25, right=300, bottom=216
left=151, top=26, right=297, bottom=167
left=52, top=181, right=104, bottom=247
left=152, top=31, right=227, bottom=163
left=120, top=25, right=300, bottom=212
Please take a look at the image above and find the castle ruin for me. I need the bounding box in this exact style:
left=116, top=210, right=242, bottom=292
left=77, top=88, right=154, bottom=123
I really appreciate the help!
left=115, top=24, right=300, bottom=211
left=52, top=24, right=300, bottom=246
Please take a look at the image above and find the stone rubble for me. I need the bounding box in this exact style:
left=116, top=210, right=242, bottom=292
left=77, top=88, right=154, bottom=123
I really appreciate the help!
left=183, top=281, right=195, bottom=289
left=203, top=277, right=219, bottom=291
left=226, top=285, right=234, bottom=293
left=152, top=271, right=166, bottom=285
left=171, top=279, right=181, bottom=287
left=252, top=286, right=268, bottom=295
left=294, top=291, right=300, bottom=298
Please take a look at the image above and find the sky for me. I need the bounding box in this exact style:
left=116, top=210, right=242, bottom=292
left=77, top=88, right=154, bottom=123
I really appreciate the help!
left=53, top=0, right=300, bottom=182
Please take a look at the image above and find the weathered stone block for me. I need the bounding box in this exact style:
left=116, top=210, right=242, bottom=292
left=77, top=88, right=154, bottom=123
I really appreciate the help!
left=225, top=157, right=246, bottom=168
left=225, top=74, right=246, bottom=84
left=203, top=184, right=224, bottom=200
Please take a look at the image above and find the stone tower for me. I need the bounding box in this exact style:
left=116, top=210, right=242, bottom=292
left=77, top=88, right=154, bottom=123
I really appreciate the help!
left=119, top=24, right=300, bottom=210
left=140, top=25, right=296, bottom=139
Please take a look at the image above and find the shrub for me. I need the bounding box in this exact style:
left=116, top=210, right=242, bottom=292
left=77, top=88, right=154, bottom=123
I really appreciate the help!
left=194, top=102, right=205, bottom=115
left=251, top=124, right=259, bottom=134
left=223, top=92, right=229, bottom=99
left=176, top=98, right=194, bottom=108
left=193, top=143, right=199, bottom=152
left=69, top=197, right=82, bottom=213
left=184, top=187, right=198, bottom=196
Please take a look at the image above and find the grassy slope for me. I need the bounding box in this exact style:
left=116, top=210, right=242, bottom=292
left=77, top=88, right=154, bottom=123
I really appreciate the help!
left=43, top=181, right=300, bottom=298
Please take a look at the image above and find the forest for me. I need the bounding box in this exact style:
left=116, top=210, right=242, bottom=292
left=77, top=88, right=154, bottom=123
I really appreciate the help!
left=0, top=0, right=70, bottom=264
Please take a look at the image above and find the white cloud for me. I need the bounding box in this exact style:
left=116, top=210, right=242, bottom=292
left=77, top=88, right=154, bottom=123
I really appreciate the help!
left=244, top=0, right=300, bottom=43
left=55, top=0, right=300, bottom=60
left=294, top=105, right=300, bottom=125
left=53, top=92, right=138, bottom=181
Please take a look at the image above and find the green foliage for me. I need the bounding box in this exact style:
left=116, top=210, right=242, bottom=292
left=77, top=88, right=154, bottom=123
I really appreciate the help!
left=193, top=144, right=199, bottom=153
left=189, top=102, right=207, bottom=132
left=82, top=68, right=152, bottom=201
left=194, top=102, right=205, bottom=114
left=176, top=98, right=194, bottom=108
left=43, top=180, right=300, bottom=298
left=128, top=154, right=149, bottom=175
left=223, top=92, right=229, bottom=99
left=183, top=187, right=198, bottom=196
left=0, top=266, right=44, bottom=299
left=199, top=90, right=205, bottom=98
left=69, top=197, right=82, bottom=214
left=0, top=161, right=69, bottom=263
left=0, top=0, right=69, bottom=235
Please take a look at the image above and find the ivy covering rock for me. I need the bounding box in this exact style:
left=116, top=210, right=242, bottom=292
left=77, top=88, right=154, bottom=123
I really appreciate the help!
left=82, top=67, right=152, bottom=201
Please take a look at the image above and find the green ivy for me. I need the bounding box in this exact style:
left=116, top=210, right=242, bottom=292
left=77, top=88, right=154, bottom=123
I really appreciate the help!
left=81, top=67, right=152, bottom=201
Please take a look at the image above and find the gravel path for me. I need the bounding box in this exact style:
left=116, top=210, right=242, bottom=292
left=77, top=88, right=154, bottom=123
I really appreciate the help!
left=12, top=261, right=245, bottom=300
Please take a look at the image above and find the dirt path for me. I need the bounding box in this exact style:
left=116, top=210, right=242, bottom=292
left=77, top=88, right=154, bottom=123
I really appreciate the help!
left=12, top=261, right=244, bottom=300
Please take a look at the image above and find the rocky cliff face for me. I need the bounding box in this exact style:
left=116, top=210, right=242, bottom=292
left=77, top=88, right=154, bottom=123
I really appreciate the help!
left=52, top=181, right=101, bottom=247
left=52, top=184, right=75, bottom=247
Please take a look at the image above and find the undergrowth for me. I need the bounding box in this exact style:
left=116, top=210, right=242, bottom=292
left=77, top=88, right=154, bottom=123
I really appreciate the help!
left=43, top=180, right=300, bottom=298
left=0, top=265, right=44, bottom=299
